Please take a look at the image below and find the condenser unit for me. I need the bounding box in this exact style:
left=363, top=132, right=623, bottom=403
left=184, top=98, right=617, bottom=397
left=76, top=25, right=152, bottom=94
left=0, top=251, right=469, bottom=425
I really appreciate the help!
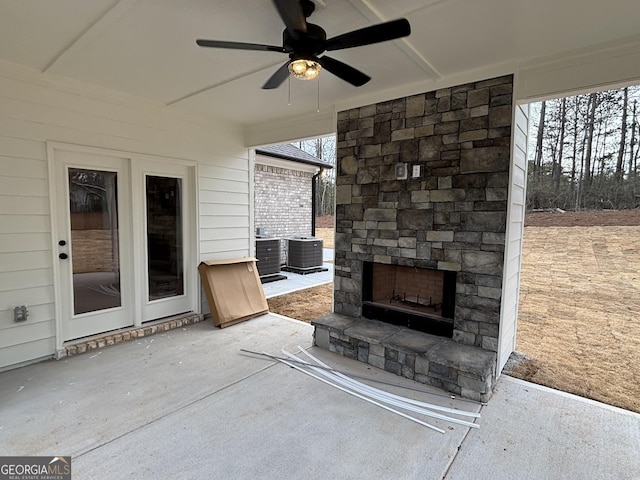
left=255, top=238, right=281, bottom=277
left=287, top=237, right=323, bottom=269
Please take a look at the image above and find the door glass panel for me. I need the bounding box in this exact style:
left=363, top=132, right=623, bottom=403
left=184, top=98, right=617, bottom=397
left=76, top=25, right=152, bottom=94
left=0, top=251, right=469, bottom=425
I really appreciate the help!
left=69, top=169, right=121, bottom=315
left=146, top=176, right=184, bottom=300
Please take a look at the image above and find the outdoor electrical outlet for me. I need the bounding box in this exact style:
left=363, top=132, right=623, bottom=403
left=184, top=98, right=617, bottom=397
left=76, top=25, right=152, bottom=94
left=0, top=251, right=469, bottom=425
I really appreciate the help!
left=412, top=164, right=421, bottom=178
left=395, top=163, right=408, bottom=180
left=14, top=305, right=28, bottom=322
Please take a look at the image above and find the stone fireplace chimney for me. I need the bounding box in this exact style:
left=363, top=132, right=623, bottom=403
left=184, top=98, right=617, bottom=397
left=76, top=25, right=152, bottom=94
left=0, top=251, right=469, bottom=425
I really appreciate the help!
left=313, top=75, right=516, bottom=401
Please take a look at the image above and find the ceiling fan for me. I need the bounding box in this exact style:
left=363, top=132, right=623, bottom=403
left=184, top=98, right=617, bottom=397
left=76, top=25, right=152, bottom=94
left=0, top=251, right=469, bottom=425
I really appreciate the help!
left=196, top=0, right=411, bottom=89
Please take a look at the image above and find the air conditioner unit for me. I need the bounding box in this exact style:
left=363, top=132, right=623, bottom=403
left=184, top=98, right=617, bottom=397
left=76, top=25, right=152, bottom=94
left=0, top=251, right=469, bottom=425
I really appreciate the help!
left=287, top=237, right=323, bottom=269
left=255, top=238, right=281, bottom=277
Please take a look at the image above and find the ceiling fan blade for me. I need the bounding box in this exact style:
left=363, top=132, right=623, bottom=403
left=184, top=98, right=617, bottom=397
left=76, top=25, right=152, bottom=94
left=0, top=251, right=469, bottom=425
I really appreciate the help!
left=262, top=61, right=292, bottom=89
left=272, top=0, right=307, bottom=39
left=324, top=18, right=411, bottom=51
left=196, top=39, right=285, bottom=53
left=318, top=56, right=370, bottom=87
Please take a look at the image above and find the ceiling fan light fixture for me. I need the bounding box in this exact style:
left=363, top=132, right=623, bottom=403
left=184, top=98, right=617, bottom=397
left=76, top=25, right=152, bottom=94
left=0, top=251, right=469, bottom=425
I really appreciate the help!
left=288, top=59, right=321, bottom=80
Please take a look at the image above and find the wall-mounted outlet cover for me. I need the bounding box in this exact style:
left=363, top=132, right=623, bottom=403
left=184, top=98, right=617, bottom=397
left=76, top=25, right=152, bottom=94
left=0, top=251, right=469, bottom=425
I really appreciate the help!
left=412, top=164, right=421, bottom=178
left=14, top=305, right=28, bottom=322
left=395, top=163, right=408, bottom=180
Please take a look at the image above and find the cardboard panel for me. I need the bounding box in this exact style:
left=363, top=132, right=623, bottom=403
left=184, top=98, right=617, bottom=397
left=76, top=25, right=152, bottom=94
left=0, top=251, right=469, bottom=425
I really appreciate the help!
left=198, top=258, right=269, bottom=328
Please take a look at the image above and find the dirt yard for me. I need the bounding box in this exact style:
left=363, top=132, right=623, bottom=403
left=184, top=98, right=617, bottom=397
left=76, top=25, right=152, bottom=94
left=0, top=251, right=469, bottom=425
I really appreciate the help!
left=507, top=211, right=640, bottom=413
left=268, top=211, right=640, bottom=413
left=314, top=214, right=334, bottom=249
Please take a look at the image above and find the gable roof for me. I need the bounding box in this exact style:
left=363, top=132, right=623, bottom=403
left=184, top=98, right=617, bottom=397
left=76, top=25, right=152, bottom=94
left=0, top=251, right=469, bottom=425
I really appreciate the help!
left=256, top=144, right=333, bottom=169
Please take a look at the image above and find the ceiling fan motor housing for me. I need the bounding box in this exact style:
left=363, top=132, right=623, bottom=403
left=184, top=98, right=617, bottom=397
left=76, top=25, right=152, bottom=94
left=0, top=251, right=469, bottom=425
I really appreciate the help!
left=283, top=23, right=327, bottom=59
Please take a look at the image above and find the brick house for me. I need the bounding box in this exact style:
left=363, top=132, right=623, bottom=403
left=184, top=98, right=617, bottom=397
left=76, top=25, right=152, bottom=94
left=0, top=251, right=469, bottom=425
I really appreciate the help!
left=254, top=144, right=333, bottom=244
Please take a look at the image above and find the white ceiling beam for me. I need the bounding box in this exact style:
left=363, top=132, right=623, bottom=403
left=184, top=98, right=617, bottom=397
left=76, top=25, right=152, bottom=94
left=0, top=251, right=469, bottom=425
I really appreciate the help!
left=167, top=60, right=286, bottom=106
left=44, top=0, right=140, bottom=73
left=345, top=0, right=442, bottom=79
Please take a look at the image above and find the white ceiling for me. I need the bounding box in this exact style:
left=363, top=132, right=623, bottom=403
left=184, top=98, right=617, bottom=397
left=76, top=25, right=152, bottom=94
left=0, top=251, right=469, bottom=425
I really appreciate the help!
left=1, top=0, right=640, bottom=132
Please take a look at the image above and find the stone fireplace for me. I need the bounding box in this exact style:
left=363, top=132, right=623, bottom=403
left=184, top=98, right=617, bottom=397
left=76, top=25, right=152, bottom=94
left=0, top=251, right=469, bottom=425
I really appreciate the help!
left=312, top=75, right=515, bottom=401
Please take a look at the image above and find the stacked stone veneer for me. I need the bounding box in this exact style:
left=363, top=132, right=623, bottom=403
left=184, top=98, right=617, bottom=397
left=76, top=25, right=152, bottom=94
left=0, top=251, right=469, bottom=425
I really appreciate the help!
left=333, top=74, right=513, bottom=352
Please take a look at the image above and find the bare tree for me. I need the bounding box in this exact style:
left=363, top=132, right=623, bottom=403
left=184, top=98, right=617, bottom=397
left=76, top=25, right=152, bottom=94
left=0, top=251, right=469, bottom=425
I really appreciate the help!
left=583, top=93, right=598, bottom=188
left=615, top=87, right=629, bottom=182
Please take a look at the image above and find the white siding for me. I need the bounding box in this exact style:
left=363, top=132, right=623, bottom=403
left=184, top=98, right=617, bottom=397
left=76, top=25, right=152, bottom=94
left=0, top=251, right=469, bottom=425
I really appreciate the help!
left=0, top=60, right=250, bottom=370
left=497, top=103, right=530, bottom=373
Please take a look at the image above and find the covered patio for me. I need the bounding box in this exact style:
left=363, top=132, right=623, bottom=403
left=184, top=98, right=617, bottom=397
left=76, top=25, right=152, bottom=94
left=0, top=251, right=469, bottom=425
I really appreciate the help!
left=1, top=314, right=638, bottom=479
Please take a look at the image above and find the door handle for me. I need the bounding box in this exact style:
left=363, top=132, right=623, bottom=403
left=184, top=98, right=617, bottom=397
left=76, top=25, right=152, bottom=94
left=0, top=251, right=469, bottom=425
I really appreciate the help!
left=59, top=253, right=68, bottom=260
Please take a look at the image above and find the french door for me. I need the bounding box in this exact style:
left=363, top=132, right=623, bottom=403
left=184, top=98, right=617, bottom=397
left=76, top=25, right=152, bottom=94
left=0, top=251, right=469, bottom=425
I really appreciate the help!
left=54, top=147, right=196, bottom=342
left=55, top=151, right=134, bottom=340
left=135, top=160, right=195, bottom=322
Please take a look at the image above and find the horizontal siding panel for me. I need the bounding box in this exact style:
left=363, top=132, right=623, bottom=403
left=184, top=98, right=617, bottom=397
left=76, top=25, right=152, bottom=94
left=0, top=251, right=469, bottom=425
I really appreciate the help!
left=499, top=104, right=528, bottom=372
left=0, top=74, right=170, bottom=131
left=0, top=337, right=55, bottom=369
left=515, top=128, right=527, bottom=152
left=199, top=177, right=249, bottom=194
left=0, top=285, right=54, bottom=310
left=199, top=190, right=249, bottom=206
left=0, top=115, right=239, bottom=166
left=0, top=136, right=46, bottom=160
left=514, top=145, right=526, bottom=168
left=501, top=322, right=515, bottom=347
left=504, top=296, right=518, bottom=314
left=0, top=155, right=48, bottom=179
left=0, top=195, right=49, bottom=214
left=507, top=256, right=520, bottom=273
left=0, top=251, right=53, bottom=273
left=515, top=106, right=529, bottom=132
left=0, top=286, right=54, bottom=314
left=0, top=73, right=245, bottom=153
left=0, top=95, right=174, bottom=148
left=199, top=215, right=249, bottom=229
left=513, top=165, right=526, bottom=186
left=511, top=187, right=524, bottom=205
left=0, top=233, right=51, bottom=253
left=200, top=238, right=250, bottom=254
left=198, top=165, right=249, bottom=183
left=508, top=244, right=522, bottom=261
left=199, top=249, right=250, bottom=262
left=200, top=227, right=249, bottom=242
left=509, top=236, right=522, bottom=249
left=0, top=176, right=48, bottom=196
left=199, top=203, right=248, bottom=217
left=0, top=269, right=53, bottom=292
left=510, top=206, right=524, bottom=222
left=0, top=320, right=55, bottom=349
left=0, top=215, right=50, bottom=234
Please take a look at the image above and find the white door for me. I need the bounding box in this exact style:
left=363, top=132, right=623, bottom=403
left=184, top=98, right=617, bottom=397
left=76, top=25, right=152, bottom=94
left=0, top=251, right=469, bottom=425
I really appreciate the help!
left=55, top=151, right=134, bottom=341
left=134, top=161, right=196, bottom=321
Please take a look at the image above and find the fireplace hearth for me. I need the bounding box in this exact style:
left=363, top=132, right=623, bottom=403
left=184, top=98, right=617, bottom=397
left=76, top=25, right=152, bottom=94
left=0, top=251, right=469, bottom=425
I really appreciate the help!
left=362, top=262, right=455, bottom=337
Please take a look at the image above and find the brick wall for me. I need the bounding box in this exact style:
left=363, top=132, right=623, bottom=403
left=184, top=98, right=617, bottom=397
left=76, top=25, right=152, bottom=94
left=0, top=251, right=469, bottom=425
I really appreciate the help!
left=254, top=164, right=314, bottom=263
left=334, top=75, right=513, bottom=352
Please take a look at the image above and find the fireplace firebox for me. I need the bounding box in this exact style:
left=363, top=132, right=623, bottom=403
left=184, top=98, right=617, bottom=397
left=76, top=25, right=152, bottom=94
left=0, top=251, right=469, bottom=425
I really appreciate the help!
left=362, top=262, right=456, bottom=337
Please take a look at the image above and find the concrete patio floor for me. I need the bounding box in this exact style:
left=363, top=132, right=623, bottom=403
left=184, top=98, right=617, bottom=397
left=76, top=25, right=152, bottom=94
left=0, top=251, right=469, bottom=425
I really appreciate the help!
left=1, top=314, right=639, bottom=479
